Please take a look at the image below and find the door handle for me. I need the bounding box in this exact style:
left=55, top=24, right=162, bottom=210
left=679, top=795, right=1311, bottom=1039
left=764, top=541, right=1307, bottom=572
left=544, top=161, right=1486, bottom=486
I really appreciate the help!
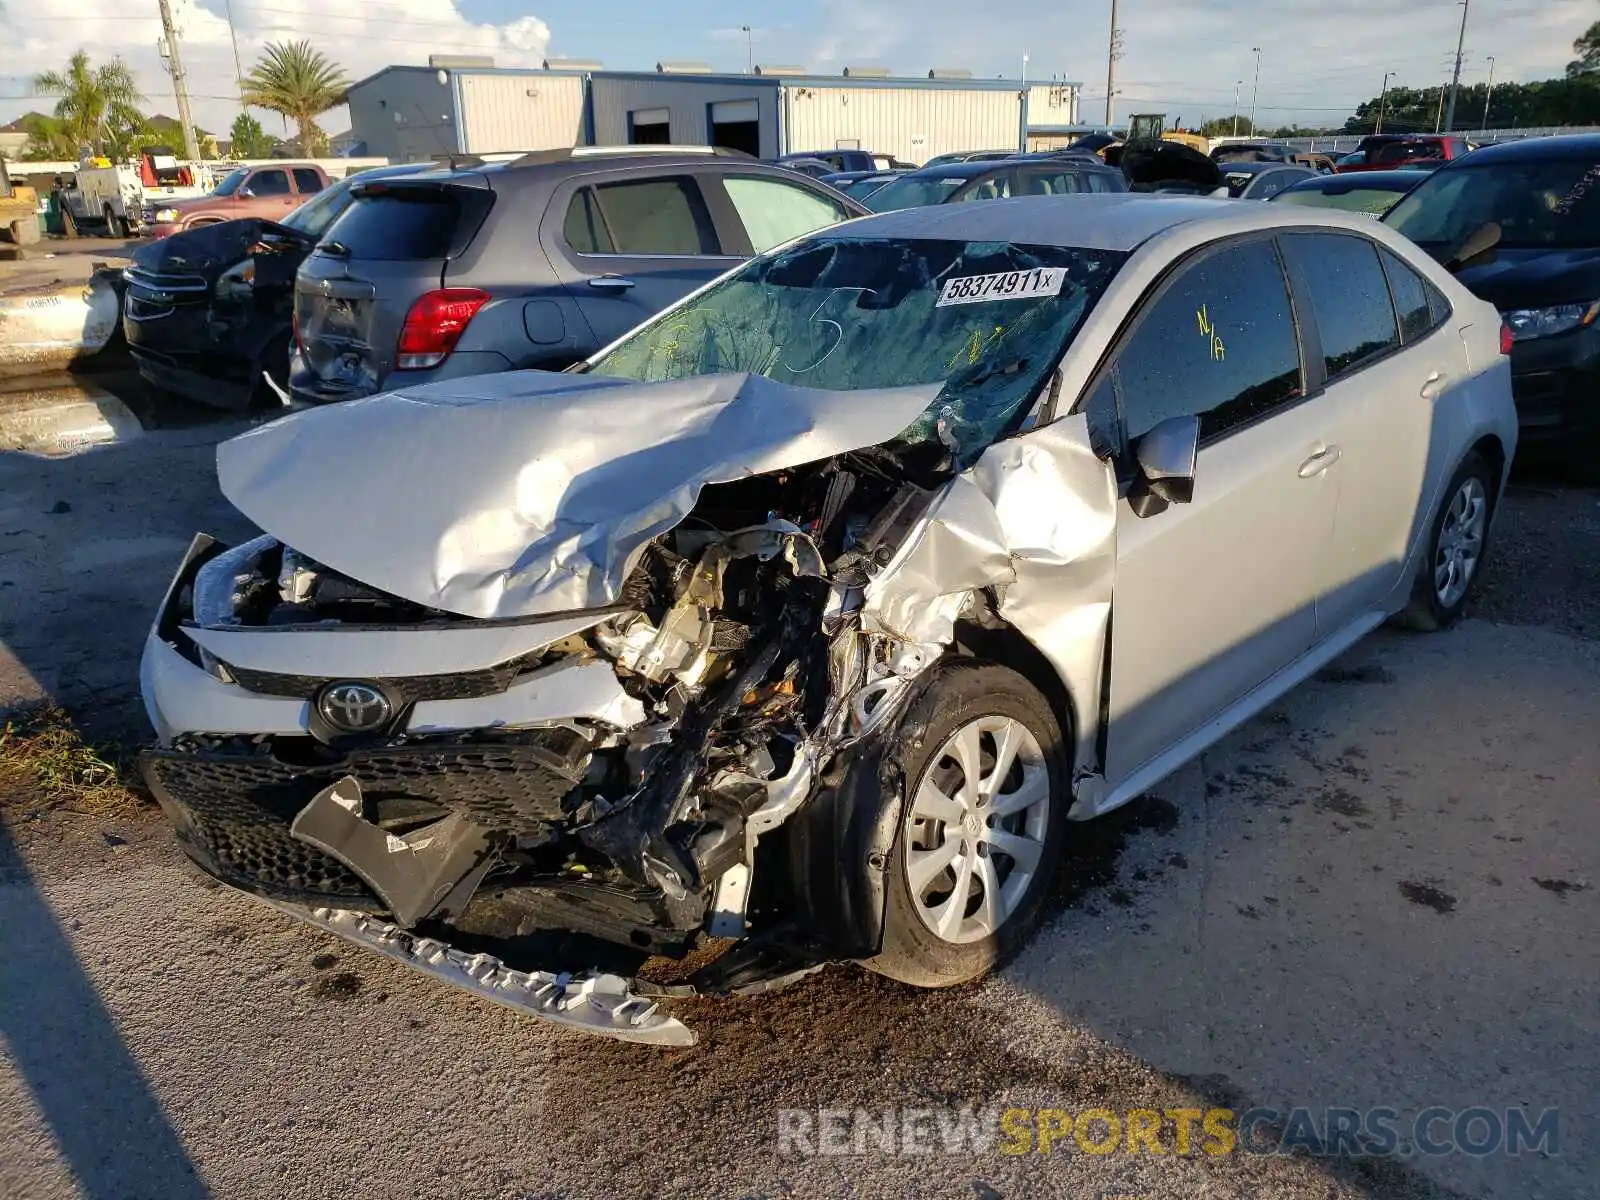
left=588, top=274, right=637, bottom=291
left=1298, top=445, right=1342, bottom=477
left=1420, top=371, right=1448, bottom=399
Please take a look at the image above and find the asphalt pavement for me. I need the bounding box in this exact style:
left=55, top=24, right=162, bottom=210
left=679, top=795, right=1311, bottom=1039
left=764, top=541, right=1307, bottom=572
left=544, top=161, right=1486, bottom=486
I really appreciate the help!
left=1, top=402, right=1595, bottom=1200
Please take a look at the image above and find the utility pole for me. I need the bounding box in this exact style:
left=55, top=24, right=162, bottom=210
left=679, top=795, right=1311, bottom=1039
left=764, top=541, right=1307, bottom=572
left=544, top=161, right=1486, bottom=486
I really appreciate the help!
left=1104, top=0, right=1121, bottom=125
left=1232, top=80, right=1242, bottom=136
left=1482, top=55, right=1496, bottom=134
left=1444, top=0, right=1470, bottom=132
left=1249, top=46, right=1262, bottom=134
left=224, top=0, right=248, bottom=110
left=740, top=25, right=752, bottom=74
left=156, top=0, right=201, bottom=159
left=1376, top=70, right=1394, bottom=133
left=1022, top=53, right=1030, bottom=85
left=1435, top=82, right=1447, bottom=133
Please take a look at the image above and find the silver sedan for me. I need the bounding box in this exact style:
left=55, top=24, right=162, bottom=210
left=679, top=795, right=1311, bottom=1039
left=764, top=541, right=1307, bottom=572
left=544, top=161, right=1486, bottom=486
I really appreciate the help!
left=140, top=195, right=1516, bottom=1044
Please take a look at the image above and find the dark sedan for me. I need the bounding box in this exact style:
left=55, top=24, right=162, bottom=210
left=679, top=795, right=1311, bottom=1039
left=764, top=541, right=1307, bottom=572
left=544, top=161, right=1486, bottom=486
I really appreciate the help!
left=122, top=164, right=420, bottom=410
left=1385, top=133, right=1600, bottom=443
left=865, top=157, right=1125, bottom=212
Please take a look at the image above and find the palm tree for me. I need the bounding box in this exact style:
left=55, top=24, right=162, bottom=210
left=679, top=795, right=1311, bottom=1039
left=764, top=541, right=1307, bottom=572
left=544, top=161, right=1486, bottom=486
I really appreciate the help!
left=32, top=50, right=148, bottom=158
left=242, top=41, right=349, bottom=155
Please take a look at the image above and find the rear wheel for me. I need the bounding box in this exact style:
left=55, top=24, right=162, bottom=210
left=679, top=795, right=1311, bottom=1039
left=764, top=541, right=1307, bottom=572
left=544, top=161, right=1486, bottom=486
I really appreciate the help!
left=865, top=660, right=1070, bottom=988
left=1400, top=453, right=1494, bottom=631
left=102, top=205, right=127, bottom=238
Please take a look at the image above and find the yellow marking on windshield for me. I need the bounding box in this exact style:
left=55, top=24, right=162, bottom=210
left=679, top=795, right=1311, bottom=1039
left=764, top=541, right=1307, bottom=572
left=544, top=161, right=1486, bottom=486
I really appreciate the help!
left=948, top=324, right=1008, bottom=370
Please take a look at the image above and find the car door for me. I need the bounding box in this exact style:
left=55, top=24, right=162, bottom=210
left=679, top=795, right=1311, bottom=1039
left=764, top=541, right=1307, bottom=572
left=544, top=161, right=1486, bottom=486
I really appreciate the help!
left=702, top=172, right=857, bottom=255
left=1277, top=231, right=1447, bottom=630
left=246, top=168, right=297, bottom=217
left=1093, top=235, right=1337, bottom=785
left=545, top=172, right=742, bottom=350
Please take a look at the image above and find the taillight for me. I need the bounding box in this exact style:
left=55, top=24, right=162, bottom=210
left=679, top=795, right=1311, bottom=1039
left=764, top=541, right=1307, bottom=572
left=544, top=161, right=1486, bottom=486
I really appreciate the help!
left=1499, top=322, right=1514, bottom=356
left=396, top=288, right=490, bottom=370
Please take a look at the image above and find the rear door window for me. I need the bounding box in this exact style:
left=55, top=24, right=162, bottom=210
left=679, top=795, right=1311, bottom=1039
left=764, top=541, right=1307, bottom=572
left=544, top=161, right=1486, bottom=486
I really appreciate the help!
left=589, top=177, right=718, bottom=255
left=1378, top=247, right=1451, bottom=342
left=292, top=168, right=324, bottom=194
left=720, top=175, right=851, bottom=253
left=250, top=169, right=290, bottom=196
left=563, top=188, right=611, bottom=253
left=322, top=190, right=484, bottom=260
left=1281, top=232, right=1400, bottom=379
left=1112, top=238, right=1303, bottom=441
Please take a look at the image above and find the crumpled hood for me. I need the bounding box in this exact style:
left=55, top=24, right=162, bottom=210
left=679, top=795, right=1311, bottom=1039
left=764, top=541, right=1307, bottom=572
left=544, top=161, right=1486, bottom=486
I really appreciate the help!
left=130, top=217, right=311, bottom=279
left=217, top=369, right=942, bottom=620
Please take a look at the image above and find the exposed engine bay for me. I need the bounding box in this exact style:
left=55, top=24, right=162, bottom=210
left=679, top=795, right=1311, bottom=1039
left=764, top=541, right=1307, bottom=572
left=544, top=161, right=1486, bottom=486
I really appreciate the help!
left=140, top=368, right=1120, bottom=1045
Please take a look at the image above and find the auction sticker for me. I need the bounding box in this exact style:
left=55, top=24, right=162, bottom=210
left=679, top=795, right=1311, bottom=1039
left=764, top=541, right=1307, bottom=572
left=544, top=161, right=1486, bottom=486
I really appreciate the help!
left=936, top=267, right=1065, bottom=307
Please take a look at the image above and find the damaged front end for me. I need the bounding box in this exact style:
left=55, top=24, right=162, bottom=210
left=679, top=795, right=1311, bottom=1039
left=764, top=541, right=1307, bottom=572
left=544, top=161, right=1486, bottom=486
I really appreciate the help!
left=139, top=376, right=1007, bottom=1045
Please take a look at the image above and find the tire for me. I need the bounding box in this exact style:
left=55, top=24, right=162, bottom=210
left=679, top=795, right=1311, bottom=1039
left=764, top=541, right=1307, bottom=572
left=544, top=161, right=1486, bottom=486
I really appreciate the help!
left=1399, top=452, right=1495, bottom=632
left=864, top=659, right=1071, bottom=988
left=102, top=206, right=126, bottom=238
left=59, top=201, right=78, bottom=238
left=8, top=217, right=41, bottom=246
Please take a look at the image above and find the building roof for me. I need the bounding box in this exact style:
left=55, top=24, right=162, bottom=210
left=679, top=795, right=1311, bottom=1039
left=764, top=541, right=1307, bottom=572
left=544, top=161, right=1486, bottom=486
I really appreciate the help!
left=346, top=62, right=1057, bottom=95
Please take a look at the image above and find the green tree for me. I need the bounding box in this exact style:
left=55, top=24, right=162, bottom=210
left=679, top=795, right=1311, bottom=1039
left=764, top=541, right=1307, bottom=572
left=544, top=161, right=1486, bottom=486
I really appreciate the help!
left=32, top=50, right=149, bottom=158
left=19, top=113, right=78, bottom=160
left=1568, top=19, right=1600, bottom=77
left=229, top=112, right=276, bottom=159
left=242, top=41, right=348, bottom=155
left=1197, top=115, right=1254, bottom=137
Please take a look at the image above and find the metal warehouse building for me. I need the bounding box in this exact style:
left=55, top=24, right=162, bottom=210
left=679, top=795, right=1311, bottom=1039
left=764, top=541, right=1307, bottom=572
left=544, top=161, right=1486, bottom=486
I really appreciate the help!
left=346, top=58, right=1079, bottom=167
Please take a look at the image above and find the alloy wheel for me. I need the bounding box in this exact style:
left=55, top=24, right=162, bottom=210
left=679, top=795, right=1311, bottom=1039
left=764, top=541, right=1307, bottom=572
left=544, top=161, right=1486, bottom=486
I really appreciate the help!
left=904, top=715, right=1051, bottom=945
left=1434, top=475, right=1488, bottom=609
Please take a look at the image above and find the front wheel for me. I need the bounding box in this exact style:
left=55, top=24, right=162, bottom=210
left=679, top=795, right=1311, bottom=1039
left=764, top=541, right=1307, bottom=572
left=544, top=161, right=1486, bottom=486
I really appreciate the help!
left=1400, top=453, right=1495, bottom=631
left=865, top=660, right=1070, bottom=988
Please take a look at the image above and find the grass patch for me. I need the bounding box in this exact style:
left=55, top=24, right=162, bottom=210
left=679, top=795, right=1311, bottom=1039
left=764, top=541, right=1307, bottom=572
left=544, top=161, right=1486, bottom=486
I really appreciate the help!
left=0, top=703, right=145, bottom=818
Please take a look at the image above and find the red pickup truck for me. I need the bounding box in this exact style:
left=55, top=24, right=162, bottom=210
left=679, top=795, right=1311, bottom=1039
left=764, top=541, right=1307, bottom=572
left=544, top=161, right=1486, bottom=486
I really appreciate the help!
left=145, top=163, right=331, bottom=238
left=1335, top=135, right=1474, bottom=173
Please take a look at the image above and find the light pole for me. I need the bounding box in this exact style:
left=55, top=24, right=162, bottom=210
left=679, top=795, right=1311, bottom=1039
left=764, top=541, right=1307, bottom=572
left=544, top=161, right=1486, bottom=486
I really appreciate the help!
left=1232, top=79, right=1242, bottom=136
left=1022, top=53, right=1030, bottom=85
left=1482, top=55, right=1496, bottom=134
left=1376, top=70, right=1394, bottom=134
left=1444, top=0, right=1471, bottom=132
left=1249, top=46, right=1262, bottom=135
left=740, top=25, right=752, bottom=74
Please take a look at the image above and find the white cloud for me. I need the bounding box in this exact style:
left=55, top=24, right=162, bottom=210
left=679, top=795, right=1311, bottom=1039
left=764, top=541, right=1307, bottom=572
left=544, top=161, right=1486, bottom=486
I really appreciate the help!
left=1, top=0, right=552, bottom=145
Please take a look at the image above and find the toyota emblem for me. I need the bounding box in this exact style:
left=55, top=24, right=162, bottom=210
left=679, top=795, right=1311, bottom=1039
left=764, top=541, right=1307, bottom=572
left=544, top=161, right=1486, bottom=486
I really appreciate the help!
left=316, top=682, right=392, bottom=734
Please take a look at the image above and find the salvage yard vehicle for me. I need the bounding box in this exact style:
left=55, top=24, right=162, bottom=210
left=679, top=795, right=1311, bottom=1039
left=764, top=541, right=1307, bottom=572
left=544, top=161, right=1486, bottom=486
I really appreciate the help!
left=289, top=146, right=867, bottom=406
left=56, top=148, right=223, bottom=237
left=143, top=161, right=332, bottom=240
left=140, top=195, right=1516, bottom=1046
left=1384, top=132, right=1600, bottom=444
left=1219, top=161, right=1319, bottom=200
left=123, top=164, right=425, bottom=410
left=864, top=157, right=1126, bottom=211
left=1271, top=169, right=1425, bottom=217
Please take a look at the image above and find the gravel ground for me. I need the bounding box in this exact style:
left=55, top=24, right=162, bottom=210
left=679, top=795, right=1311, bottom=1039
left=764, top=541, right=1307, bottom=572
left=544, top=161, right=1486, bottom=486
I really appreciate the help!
left=1, top=418, right=1596, bottom=1200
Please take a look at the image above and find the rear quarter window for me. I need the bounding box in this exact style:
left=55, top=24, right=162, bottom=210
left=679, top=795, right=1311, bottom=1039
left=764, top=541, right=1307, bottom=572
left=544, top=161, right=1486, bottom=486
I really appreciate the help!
left=321, top=188, right=491, bottom=261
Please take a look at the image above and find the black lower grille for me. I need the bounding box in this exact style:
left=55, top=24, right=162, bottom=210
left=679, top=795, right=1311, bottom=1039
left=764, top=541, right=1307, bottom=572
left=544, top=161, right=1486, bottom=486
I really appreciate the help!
left=142, top=736, right=589, bottom=902
left=224, top=660, right=525, bottom=702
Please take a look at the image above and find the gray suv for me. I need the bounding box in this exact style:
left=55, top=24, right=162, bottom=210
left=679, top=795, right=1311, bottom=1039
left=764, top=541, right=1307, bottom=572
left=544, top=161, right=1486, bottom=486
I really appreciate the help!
left=289, top=147, right=868, bottom=403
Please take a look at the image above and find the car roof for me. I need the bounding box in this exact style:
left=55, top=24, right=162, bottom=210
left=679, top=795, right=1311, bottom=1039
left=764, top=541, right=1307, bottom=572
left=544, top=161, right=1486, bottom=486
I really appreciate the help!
left=1281, top=170, right=1425, bottom=192
left=1443, top=132, right=1600, bottom=163
left=1220, top=161, right=1303, bottom=175
left=816, top=192, right=1418, bottom=253
left=901, top=157, right=1117, bottom=180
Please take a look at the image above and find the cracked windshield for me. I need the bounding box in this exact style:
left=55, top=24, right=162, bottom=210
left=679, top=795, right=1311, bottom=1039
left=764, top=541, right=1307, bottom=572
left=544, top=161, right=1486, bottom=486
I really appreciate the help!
left=588, top=237, right=1124, bottom=462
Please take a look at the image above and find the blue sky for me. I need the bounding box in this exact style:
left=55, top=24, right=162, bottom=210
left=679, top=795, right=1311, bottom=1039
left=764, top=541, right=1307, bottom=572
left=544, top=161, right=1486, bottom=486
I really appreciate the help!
left=1, top=0, right=1591, bottom=139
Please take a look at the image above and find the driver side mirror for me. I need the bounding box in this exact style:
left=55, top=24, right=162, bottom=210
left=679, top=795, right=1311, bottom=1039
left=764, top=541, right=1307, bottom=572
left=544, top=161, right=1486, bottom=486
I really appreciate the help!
left=239, top=186, right=256, bottom=198
left=1128, top=414, right=1200, bottom=518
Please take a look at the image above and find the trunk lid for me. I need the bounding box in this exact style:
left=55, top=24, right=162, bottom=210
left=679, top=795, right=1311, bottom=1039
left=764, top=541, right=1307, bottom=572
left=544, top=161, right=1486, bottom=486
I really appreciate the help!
left=294, top=176, right=494, bottom=398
